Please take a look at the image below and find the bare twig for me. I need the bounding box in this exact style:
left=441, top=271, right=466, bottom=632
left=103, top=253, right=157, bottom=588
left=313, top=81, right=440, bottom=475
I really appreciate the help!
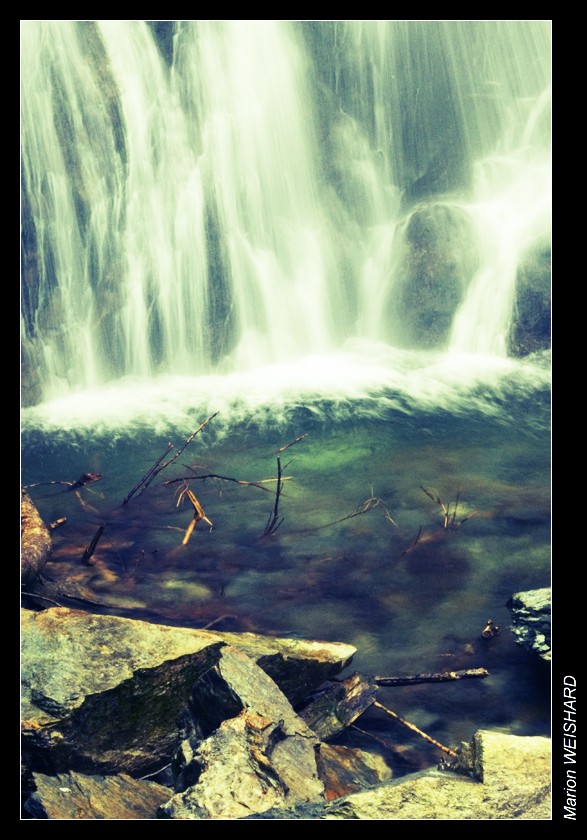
left=24, top=473, right=102, bottom=492
left=122, top=443, right=174, bottom=505
left=275, top=433, right=308, bottom=453
left=297, top=494, right=398, bottom=533
left=262, top=455, right=284, bottom=537
left=373, top=700, right=458, bottom=758
left=401, top=525, right=422, bottom=557
left=420, top=486, right=476, bottom=530
left=163, top=472, right=289, bottom=493
left=202, top=615, right=238, bottom=630
left=176, top=483, right=213, bottom=545
left=122, top=413, right=218, bottom=505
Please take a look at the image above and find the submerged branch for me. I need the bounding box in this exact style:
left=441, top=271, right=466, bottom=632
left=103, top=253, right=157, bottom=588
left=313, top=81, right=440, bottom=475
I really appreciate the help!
left=262, top=455, right=284, bottom=537
left=297, top=494, right=398, bottom=533
left=122, top=413, right=218, bottom=505
left=82, top=524, right=106, bottom=564
left=275, top=433, right=308, bottom=453
left=162, top=472, right=290, bottom=493
left=122, top=443, right=174, bottom=505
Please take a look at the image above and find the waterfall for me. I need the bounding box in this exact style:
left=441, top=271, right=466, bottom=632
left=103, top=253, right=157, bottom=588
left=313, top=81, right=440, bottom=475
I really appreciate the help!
left=21, top=21, right=551, bottom=407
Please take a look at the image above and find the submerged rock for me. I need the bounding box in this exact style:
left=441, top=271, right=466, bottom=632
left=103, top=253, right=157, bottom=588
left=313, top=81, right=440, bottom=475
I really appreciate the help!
left=507, top=587, right=551, bottom=661
left=24, top=771, right=172, bottom=820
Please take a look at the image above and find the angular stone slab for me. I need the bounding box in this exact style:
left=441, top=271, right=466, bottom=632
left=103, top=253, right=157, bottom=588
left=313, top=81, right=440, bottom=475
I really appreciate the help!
left=188, top=644, right=319, bottom=738
left=298, top=673, right=377, bottom=740
left=316, top=744, right=392, bottom=801
left=24, top=771, right=172, bottom=820
left=21, top=607, right=224, bottom=775
left=160, top=710, right=324, bottom=820
left=211, top=631, right=356, bottom=706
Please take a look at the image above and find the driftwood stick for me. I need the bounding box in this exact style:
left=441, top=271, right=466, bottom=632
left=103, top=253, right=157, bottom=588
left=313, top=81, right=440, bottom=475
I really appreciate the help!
left=373, top=700, right=458, bottom=758
left=262, top=455, right=284, bottom=536
left=163, top=413, right=219, bottom=468
left=275, top=433, right=308, bottom=453
left=122, top=443, right=174, bottom=505
left=374, top=668, right=489, bottom=687
left=122, top=414, right=218, bottom=506
left=163, top=472, right=290, bottom=493
left=82, top=524, right=106, bottom=564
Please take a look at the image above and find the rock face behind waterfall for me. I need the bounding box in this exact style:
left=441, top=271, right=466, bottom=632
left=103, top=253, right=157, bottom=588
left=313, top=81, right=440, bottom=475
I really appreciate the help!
left=509, top=244, right=551, bottom=357
left=392, top=205, right=478, bottom=349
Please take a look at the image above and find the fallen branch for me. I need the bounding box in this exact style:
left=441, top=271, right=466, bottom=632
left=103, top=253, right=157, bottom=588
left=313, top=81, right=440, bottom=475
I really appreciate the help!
left=262, top=455, right=284, bottom=537
left=25, top=472, right=102, bottom=492
left=122, top=413, right=218, bottom=505
left=420, top=485, right=476, bottom=530
left=122, top=443, right=174, bottom=505
left=297, top=494, right=398, bottom=533
left=373, top=700, right=458, bottom=758
left=162, top=472, right=290, bottom=493
left=177, top=484, right=213, bottom=545
left=275, top=433, right=308, bottom=453
left=82, top=524, right=106, bottom=564
left=374, top=668, right=489, bottom=687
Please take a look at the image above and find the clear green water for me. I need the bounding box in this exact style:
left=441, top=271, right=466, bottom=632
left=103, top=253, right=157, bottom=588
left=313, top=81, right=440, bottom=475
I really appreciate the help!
left=21, top=372, right=550, bottom=774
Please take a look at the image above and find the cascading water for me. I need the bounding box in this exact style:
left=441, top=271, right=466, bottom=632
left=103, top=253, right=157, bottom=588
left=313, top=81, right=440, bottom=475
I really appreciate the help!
left=20, top=23, right=552, bottom=779
left=21, top=20, right=551, bottom=411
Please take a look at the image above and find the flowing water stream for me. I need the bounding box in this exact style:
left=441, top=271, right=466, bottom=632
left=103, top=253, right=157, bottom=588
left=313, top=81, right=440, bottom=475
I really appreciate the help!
left=21, top=20, right=551, bottom=773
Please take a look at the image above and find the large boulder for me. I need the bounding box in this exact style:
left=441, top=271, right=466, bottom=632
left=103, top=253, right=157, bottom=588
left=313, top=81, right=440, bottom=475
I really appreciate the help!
left=21, top=608, right=225, bottom=776
left=21, top=608, right=356, bottom=780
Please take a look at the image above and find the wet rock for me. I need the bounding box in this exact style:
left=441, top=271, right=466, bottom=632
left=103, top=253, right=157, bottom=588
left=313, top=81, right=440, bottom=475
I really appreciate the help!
left=186, top=644, right=321, bottom=738
left=21, top=607, right=224, bottom=776
left=509, top=244, right=551, bottom=356
left=246, top=729, right=551, bottom=820
left=316, top=743, right=392, bottom=801
left=160, top=710, right=324, bottom=820
left=21, top=489, right=52, bottom=585
left=391, top=204, right=478, bottom=349
left=211, top=631, right=356, bottom=706
left=507, top=587, right=551, bottom=661
left=23, top=771, right=172, bottom=820
left=298, top=672, right=378, bottom=740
